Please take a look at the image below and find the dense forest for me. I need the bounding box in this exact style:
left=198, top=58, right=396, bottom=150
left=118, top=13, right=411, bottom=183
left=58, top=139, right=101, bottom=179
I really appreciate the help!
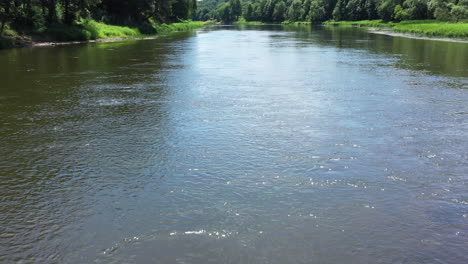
left=1, top=0, right=466, bottom=35
left=195, top=0, right=468, bottom=23
left=0, top=0, right=197, bottom=34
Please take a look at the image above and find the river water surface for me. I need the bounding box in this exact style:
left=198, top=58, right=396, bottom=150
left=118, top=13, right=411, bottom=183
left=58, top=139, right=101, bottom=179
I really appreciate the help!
left=1, top=25, right=467, bottom=263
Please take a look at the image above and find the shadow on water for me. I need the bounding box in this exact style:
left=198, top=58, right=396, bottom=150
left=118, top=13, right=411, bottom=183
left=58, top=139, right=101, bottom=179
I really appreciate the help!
left=0, top=30, right=198, bottom=263
left=1, top=26, right=467, bottom=263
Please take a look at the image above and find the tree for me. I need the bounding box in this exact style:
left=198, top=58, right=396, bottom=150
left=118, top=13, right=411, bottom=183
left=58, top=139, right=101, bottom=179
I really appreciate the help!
left=244, top=3, right=254, bottom=20
left=302, top=0, right=312, bottom=20
left=333, top=0, right=347, bottom=20
left=365, top=0, right=379, bottom=19
left=286, top=0, right=303, bottom=21
left=378, top=0, right=399, bottom=21
left=450, top=0, right=468, bottom=21
left=272, top=1, right=286, bottom=21
left=394, top=4, right=409, bottom=20
left=0, top=0, right=12, bottom=33
left=231, top=0, right=243, bottom=20
left=428, top=0, right=451, bottom=20
left=403, top=0, right=428, bottom=20
left=262, top=0, right=279, bottom=21
left=309, top=0, right=327, bottom=21
left=346, top=0, right=368, bottom=20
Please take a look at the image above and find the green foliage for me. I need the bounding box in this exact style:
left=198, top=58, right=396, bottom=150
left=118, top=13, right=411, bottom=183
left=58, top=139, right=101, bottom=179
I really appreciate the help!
left=346, top=0, right=369, bottom=20
left=231, top=0, right=243, bottom=20
left=378, top=0, right=399, bottom=21
left=0, top=0, right=202, bottom=47
left=302, top=0, right=313, bottom=21
left=194, top=0, right=466, bottom=24
left=393, top=19, right=468, bottom=37
left=403, top=0, right=428, bottom=20
left=309, top=0, right=328, bottom=22
left=244, top=3, right=255, bottom=21
left=213, top=0, right=244, bottom=23
left=273, top=1, right=287, bottom=21
left=153, top=21, right=206, bottom=33
left=326, top=19, right=468, bottom=38
left=394, top=4, right=410, bottom=21
left=333, top=0, right=347, bottom=21
left=450, top=0, right=468, bottom=22
left=324, top=19, right=396, bottom=26
left=287, top=0, right=303, bottom=21
left=43, top=20, right=141, bottom=41
left=366, top=0, right=380, bottom=20
left=0, top=35, right=17, bottom=49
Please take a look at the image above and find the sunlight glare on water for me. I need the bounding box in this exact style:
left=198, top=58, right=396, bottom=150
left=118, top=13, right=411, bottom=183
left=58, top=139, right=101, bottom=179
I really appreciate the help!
left=0, top=25, right=467, bottom=263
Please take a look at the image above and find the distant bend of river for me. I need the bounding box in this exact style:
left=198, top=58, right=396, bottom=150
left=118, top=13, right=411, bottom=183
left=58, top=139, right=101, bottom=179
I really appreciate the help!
left=0, top=25, right=467, bottom=263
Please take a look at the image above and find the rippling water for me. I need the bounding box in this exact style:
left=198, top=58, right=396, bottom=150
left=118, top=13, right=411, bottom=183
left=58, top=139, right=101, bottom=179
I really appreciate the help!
left=1, top=25, right=467, bottom=263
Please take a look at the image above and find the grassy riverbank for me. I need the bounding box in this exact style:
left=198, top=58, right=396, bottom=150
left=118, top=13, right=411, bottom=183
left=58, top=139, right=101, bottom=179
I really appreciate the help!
left=324, top=20, right=468, bottom=38
left=233, top=20, right=271, bottom=25
left=232, top=19, right=468, bottom=39
left=0, top=20, right=207, bottom=49
left=393, top=20, right=468, bottom=38
left=324, top=20, right=395, bottom=27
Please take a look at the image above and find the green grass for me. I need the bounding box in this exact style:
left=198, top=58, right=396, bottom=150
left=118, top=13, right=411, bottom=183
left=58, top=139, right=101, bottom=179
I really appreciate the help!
left=282, top=21, right=315, bottom=25
left=233, top=20, right=270, bottom=25
left=0, top=20, right=208, bottom=48
left=153, top=21, right=206, bottom=33
left=323, top=20, right=395, bottom=27
left=393, top=20, right=468, bottom=38
left=324, top=19, right=468, bottom=38
left=84, top=20, right=141, bottom=38
left=44, top=20, right=142, bottom=41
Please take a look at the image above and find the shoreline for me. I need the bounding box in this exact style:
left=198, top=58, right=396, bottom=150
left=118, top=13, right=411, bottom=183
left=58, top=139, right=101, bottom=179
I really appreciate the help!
left=1, top=21, right=210, bottom=50
left=29, top=35, right=161, bottom=48
left=4, top=21, right=467, bottom=48
left=233, top=20, right=468, bottom=43
left=367, top=28, right=468, bottom=43
left=322, top=20, right=468, bottom=42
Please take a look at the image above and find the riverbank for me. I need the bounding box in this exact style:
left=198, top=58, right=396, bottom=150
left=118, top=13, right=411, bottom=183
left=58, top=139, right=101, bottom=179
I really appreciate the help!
left=232, top=21, right=274, bottom=25
left=232, top=19, right=468, bottom=40
left=324, top=20, right=468, bottom=39
left=0, top=20, right=208, bottom=49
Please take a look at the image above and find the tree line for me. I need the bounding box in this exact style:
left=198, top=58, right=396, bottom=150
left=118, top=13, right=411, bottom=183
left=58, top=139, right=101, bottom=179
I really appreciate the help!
left=195, top=0, right=468, bottom=23
left=0, top=0, right=198, bottom=34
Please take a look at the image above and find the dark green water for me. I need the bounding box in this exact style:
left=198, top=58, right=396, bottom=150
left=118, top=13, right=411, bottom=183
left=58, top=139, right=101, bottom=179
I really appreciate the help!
left=1, top=25, right=467, bottom=263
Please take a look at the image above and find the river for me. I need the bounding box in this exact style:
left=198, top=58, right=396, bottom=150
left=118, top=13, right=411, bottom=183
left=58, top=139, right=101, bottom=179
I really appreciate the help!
left=1, top=25, right=467, bottom=263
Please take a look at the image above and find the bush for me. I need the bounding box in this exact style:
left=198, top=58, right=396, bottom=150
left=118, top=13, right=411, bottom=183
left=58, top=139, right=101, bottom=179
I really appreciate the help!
left=0, top=36, right=17, bottom=49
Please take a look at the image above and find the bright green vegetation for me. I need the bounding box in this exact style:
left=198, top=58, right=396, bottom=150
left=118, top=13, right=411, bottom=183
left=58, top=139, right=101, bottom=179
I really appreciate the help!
left=0, top=0, right=200, bottom=48
left=282, top=21, right=315, bottom=25
left=193, top=0, right=467, bottom=39
left=196, top=0, right=467, bottom=25
left=325, top=19, right=468, bottom=38
left=43, top=20, right=142, bottom=42
left=154, top=21, right=207, bottom=33
left=233, top=19, right=270, bottom=24
left=41, top=20, right=206, bottom=42
left=324, top=20, right=396, bottom=27
left=0, top=28, right=30, bottom=48
left=393, top=20, right=468, bottom=37
left=0, top=20, right=206, bottom=48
